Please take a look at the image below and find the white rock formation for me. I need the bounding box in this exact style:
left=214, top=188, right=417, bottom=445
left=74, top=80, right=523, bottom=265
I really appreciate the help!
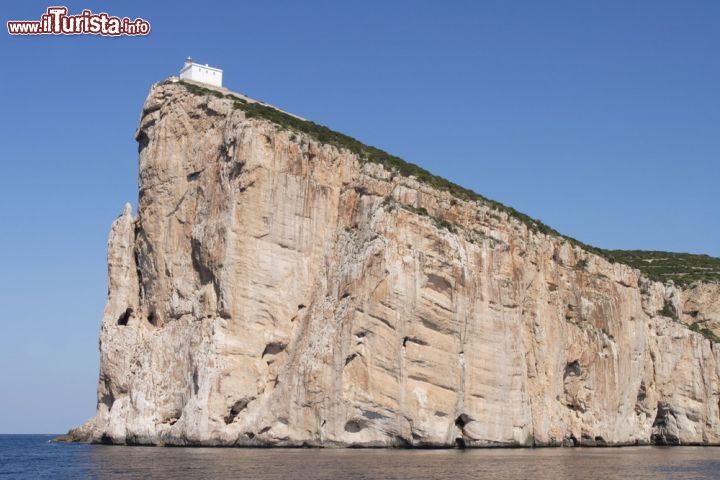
left=68, top=81, right=720, bottom=447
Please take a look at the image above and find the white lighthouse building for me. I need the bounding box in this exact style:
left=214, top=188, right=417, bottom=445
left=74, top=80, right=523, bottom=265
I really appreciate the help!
left=179, top=57, right=223, bottom=87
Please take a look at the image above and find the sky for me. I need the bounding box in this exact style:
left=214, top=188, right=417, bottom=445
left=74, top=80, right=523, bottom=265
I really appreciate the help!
left=0, top=1, right=718, bottom=434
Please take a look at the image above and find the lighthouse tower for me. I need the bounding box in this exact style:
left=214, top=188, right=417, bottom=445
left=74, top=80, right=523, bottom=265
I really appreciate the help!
left=179, top=57, right=223, bottom=87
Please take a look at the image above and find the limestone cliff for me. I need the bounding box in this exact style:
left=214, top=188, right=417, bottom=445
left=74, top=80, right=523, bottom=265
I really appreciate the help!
left=68, top=80, right=720, bottom=447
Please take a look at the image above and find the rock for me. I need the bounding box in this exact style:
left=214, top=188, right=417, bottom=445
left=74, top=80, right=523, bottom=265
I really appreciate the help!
left=681, top=283, right=720, bottom=333
left=67, top=81, right=720, bottom=447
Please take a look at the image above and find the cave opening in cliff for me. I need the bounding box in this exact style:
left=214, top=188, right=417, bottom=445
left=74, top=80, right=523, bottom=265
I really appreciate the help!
left=224, top=398, right=253, bottom=424
left=564, top=360, right=582, bottom=378
left=117, top=308, right=133, bottom=326
left=136, top=130, right=149, bottom=153
left=455, top=414, right=472, bottom=429
left=261, top=342, right=287, bottom=358
left=344, top=420, right=364, bottom=433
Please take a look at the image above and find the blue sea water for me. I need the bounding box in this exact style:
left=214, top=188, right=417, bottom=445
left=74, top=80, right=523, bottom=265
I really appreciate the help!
left=2, top=434, right=720, bottom=479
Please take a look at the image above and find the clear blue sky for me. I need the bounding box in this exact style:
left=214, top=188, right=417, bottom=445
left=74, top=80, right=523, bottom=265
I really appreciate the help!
left=1, top=1, right=718, bottom=434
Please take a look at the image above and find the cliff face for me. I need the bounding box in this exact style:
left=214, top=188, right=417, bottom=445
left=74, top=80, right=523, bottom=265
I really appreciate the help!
left=70, top=81, right=720, bottom=447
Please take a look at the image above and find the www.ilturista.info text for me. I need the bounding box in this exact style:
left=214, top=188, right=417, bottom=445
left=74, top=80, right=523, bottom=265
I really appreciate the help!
left=7, top=7, right=150, bottom=36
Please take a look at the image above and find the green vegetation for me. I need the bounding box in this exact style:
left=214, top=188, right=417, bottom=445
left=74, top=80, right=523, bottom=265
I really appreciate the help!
left=172, top=80, right=720, bottom=287
left=434, top=218, right=457, bottom=233
left=401, top=204, right=430, bottom=217
left=180, top=81, right=225, bottom=99
left=394, top=202, right=457, bottom=233
left=605, top=250, right=720, bottom=286
left=689, top=322, right=720, bottom=344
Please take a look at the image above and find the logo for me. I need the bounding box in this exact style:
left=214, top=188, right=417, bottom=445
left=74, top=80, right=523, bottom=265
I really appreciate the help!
left=7, top=7, right=150, bottom=36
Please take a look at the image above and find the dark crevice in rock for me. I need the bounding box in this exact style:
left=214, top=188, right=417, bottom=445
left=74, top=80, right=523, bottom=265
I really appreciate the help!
left=100, top=377, right=114, bottom=411
left=361, top=410, right=387, bottom=421
left=147, top=311, right=158, bottom=327
left=191, top=236, right=215, bottom=287
left=190, top=232, right=225, bottom=317
left=136, top=130, right=150, bottom=153
left=224, top=397, right=254, bottom=425
left=162, top=411, right=182, bottom=426
left=455, top=437, right=466, bottom=448
left=262, top=342, right=287, bottom=358
left=637, top=380, right=647, bottom=402
left=141, top=102, right=161, bottom=116
left=578, top=433, right=596, bottom=446
left=345, top=353, right=358, bottom=366
left=192, top=369, right=199, bottom=395
left=635, top=380, right=647, bottom=414
left=100, top=392, right=114, bottom=410
left=229, top=161, right=244, bottom=180
left=403, top=337, right=429, bottom=347
left=344, top=420, right=365, bottom=433
left=186, top=169, right=204, bottom=181
left=455, top=414, right=472, bottom=429
left=564, top=360, right=582, bottom=378
left=651, top=402, right=680, bottom=445
left=197, top=102, right=224, bottom=117
left=132, top=224, right=146, bottom=308
left=117, top=308, right=133, bottom=326
left=219, top=142, right=234, bottom=163
left=237, top=180, right=254, bottom=193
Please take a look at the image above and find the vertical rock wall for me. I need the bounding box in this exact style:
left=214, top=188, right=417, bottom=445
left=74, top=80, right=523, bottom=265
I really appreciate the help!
left=69, top=82, right=720, bottom=447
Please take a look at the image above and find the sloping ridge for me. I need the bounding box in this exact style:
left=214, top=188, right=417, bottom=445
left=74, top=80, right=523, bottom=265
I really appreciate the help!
left=175, top=79, right=720, bottom=287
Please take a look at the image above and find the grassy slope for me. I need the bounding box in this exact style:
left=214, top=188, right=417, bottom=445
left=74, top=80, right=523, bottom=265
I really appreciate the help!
left=173, top=80, right=720, bottom=287
left=605, top=251, right=720, bottom=286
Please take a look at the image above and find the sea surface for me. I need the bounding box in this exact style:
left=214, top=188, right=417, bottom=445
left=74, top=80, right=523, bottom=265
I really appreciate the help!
left=2, top=434, right=720, bottom=479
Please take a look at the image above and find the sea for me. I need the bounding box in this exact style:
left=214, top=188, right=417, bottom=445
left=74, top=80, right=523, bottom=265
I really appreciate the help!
left=2, top=434, right=720, bottom=479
